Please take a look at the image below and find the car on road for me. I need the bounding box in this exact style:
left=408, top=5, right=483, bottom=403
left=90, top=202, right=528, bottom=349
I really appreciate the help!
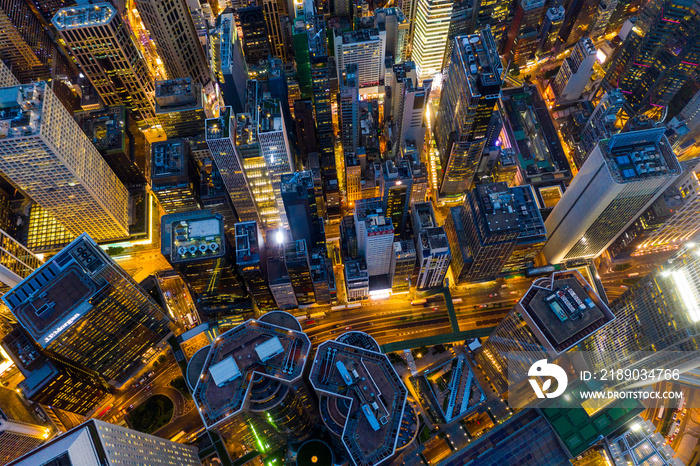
left=489, top=293, right=498, bottom=298
left=345, top=326, right=352, bottom=330
left=480, top=304, right=488, bottom=308
left=433, top=307, right=439, bottom=311
left=148, top=371, right=155, bottom=378
left=510, top=291, right=518, bottom=295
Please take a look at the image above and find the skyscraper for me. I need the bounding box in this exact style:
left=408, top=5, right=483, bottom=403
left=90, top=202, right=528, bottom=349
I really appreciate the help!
left=354, top=198, right=395, bottom=277
left=234, top=221, right=276, bottom=312
left=501, top=185, right=547, bottom=274
left=576, top=88, right=625, bottom=167
left=390, top=240, right=416, bottom=293
left=238, top=6, right=272, bottom=67
left=461, top=183, right=523, bottom=281
left=262, top=0, right=290, bottom=61
left=0, top=418, right=47, bottom=465
left=334, top=29, right=386, bottom=88
left=589, top=0, right=618, bottom=38
left=475, top=270, right=615, bottom=393
left=2, top=328, right=108, bottom=415
left=9, top=419, right=201, bottom=465
left=581, top=242, right=700, bottom=384
left=134, top=0, right=211, bottom=86
left=411, top=0, right=453, bottom=82
left=633, top=161, right=700, bottom=256
left=376, top=8, right=410, bottom=63
left=191, top=312, right=314, bottom=454
left=339, top=64, right=360, bottom=157
left=502, top=0, right=546, bottom=66
left=0, top=83, right=129, bottom=242
left=388, top=63, right=432, bottom=157
left=436, top=29, right=503, bottom=197
left=542, top=128, right=682, bottom=264
left=559, top=0, right=600, bottom=47
left=206, top=107, right=261, bottom=225
left=537, top=6, right=565, bottom=54
left=293, top=100, right=318, bottom=160
left=280, top=171, right=325, bottom=250
left=412, top=202, right=452, bottom=289
left=267, top=246, right=297, bottom=309
left=599, top=0, right=700, bottom=113
left=285, top=239, right=316, bottom=305
left=161, top=211, right=249, bottom=321
left=53, top=3, right=156, bottom=125
left=548, top=37, right=596, bottom=103
left=210, top=12, right=248, bottom=114
left=380, top=160, right=413, bottom=234
left=4, top=234, right=172, bottom=385
left=151, top=139, right=202, bottom=214
left=155, top=78, right=215, bottom=139
left=309, top=332, right=407, bottom=466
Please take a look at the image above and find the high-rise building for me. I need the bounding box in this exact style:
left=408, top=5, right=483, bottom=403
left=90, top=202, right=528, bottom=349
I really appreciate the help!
left=0, top=0, right=74, bottom=84
left=9, top=419, right=201, bottom=465
left=233, top=112, right=282, bottom=228
left=436, top=29, right=503, bottom=197
left=390, top=240, right=416, bottom=293
left=0, top=83, right=129, bottom=242
left=339, top=64, right=360, bottom=157
left=667, top=88, right=700, bottom=155
left=502, top=185, right=547, bottom=274
left=262, top=0, right=290, bottom=62
left=388, top=63, right=432, bottom=157
left=53, top=3, right=156, bottom=125
left=308, top=18, right=334, bottom=166
left=238, top=6, right=272, bottom=67
left=354, top=198, right=395, bottom=277
left=380, top=160, right=412, bottom=234
left=589, top=0, right=618, bottom=38
left=441, top=0, right=472, bottom=70
left=2, top=328, right=108, bottom=415
left=151, top=139, right=202, bottom=214
left=134, top=0, right=211, bottom=86
left=191, top=312, right=314, bottom=454
left=285, top=239, right=316, bottom=304
left=376, top=8, right=410, bottom=63
left=502, top=0, right=546, bottom=66
left=267, top=245, right=297, bottom=309
left=548, top=37, right=596, bottom=103
left=461, top=183, right=522, bottom=281
left=334, top=29, right=386, bottom=88
left=580, top=242, right=700, bottom=383
left=577, top=89, right=625, bottom=167
left=598, top=0, right=700, bottom=113
left=0, top=61, right=18, bottom=88
left=74, top=106, right=146, bottom=188
left=633, top=161, right=700, bottom=256
left=293, top=100, right=318, bottom=160
left=412, top=202, right=451, bottom=289
left=0, top=418, right=47, bottom=465
left=559, top=0, right=600, bottom=48
left=444, top=205, right=471, bottom=283
left=542, top=128, right=682, bottom=264
left=210, top=12, right=248, bottom=114
left=198, top=158, right=239, bottom=233
left=155, top=78, right=215, bottom=139
left=234, top=221, right=276, bottom=311
left=161, top=211, right=250, bottom=320
left=4, top=234, right=172, bottom=385
left=475, top=270, right=615, bottom=393
left=411, top=0, right=453, bottom=82
left=206, top=107, right=262, bottom=225
left=280, top=171, right=325, bottom=250
left=309, top=332, right=407, bottom=466
left=537, top=6, right=565, bottom=54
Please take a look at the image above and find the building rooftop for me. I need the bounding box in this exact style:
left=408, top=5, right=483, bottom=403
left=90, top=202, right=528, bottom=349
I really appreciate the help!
left=205, top=107, right=232, bottom=140
left=75, top=106, right=127, bottom=153
left=280, top=171, right=314, bottom=195
left=419, top=227, right=450, bottom=255
left=234, top=113, right=257, bottom=146
left=339, top=28, right=381, bottom=45
left=52, top=3, right=116, bottom=30
left=412, top=202, right=436, bottom=230
left=510, top=186, right=547, bottom=241
left=192, top=314, right=311, bottom=430
left=234, top=221, right=262, bottom=266
left=309, top=333, right=407, bottom=466
left=601, top=128, right=681, bottom=183
left=151, top=139, right=188, bottom=179
left=500, top=86, right=572, bottom=185
left=475, top=183, right=520, bottom=234
left=0, top=84, right=45, bottom=139
left=456, top=29, right=503, bottom=92
left=155, top=78, right=203, bottom=112
left=161, top=211, right=225, bottom=264
left=345, top=259, right=369, bottom=281
left=519, top=270, right=615, bottom=353
left=3, top=235, right=109, bottom=347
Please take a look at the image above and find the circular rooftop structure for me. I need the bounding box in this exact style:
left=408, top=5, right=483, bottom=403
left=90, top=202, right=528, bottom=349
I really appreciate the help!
left=259, top=310, right=302, bottom=332
left=186, top=345, right=210, bottom=391
left=296, top=439, right=334, bottom=466
left=336, top=331, right=380, bottom=352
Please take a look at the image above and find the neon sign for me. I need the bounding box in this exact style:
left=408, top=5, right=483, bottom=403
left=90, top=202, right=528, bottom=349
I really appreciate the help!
left=44, top=313, right=81, bottom=344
